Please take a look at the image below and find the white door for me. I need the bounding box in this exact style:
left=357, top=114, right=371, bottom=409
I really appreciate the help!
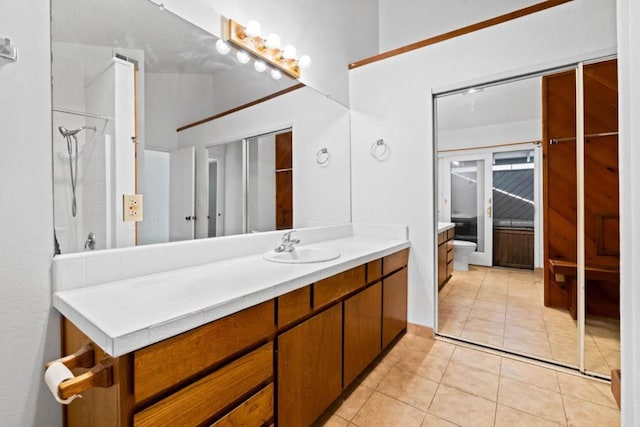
left=444, top=153, right=493, bottom=266
left=169, top=146, right=195, bottom=241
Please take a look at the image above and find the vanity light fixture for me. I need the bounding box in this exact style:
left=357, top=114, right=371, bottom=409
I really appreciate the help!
left=215, top=39, right=230, bottom=55
left=271, top=69, right=282, bottom=80
left=254, top=59, right=267, bottom=73
left=236, top=50, right=250, bottom=64
left=222, top=18, right=311, bottom=79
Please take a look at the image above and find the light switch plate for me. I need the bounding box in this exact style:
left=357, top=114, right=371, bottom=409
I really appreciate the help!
left=123, top=194, right=143, bottom=222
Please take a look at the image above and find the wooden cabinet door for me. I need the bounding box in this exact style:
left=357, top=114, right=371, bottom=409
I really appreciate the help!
left=344, top=283, right=382, bottom=386
left=277, top=303, right=342, bottom=426
left=438, top=242, right=447, bottom=288
left=382, top=268, right=408, bottom=348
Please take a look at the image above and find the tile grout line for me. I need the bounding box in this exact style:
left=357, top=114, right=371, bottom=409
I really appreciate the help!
left=557, top=377, right=571, bottom=426
left=494, top=356, right=504, bottom=425
left=423, top=343, right=455, bottom=424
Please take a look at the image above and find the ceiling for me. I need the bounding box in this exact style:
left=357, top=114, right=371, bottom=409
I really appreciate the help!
left=437, top=77, right=542, bottom=131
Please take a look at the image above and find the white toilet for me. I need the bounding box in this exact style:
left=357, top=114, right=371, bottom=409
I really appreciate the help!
left=453, top=240, right=477, bottom=271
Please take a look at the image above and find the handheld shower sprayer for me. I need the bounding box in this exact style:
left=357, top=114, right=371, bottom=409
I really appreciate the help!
left=58, top=125, right=97, bottom=217
left=58, top=126, right=96, bottom=137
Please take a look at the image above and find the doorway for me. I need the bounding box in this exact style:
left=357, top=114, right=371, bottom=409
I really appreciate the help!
left=434, top=59, right=620, bottom=380
left=204, top=128, right=293, bottom=238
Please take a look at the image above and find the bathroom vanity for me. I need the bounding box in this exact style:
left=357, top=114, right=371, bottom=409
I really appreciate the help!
left=48, top=225, right=409, bottom=426
left=437, top=223, right=455, bottom=289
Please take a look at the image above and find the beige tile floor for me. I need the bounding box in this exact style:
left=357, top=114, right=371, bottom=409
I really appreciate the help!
left=437, top=266, right=620, bottom=376
left=316, top=334, right=620, bottom=427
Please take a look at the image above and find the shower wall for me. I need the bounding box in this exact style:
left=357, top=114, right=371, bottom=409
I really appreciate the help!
left=52, top=42, right=137, bottom=253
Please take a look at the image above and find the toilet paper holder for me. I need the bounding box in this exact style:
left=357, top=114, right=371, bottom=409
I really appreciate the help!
left=45, top=344, right=114, bottom=401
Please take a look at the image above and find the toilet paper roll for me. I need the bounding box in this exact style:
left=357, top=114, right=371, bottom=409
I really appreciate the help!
left=44, top=362, right=81, bottom=405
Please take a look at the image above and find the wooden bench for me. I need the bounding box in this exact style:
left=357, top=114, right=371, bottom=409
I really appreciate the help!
left=548, top=259, right=619, bottom=319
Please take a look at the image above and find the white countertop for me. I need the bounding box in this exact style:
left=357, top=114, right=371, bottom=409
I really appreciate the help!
left=438, top=222, right=455, bottom=233
left=53, top=234, right=409, bottom=357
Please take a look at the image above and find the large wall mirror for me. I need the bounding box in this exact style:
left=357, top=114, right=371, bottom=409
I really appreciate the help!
left=52, top=0, right=349, bottom=254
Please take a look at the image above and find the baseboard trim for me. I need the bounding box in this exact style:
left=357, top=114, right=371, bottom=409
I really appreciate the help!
left=407, top=323, right=435, bottom=339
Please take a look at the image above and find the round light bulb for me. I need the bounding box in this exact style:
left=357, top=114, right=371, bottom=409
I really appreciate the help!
left=254, top=60, right=267, bottom=73
left=245, top=20, right=261, bottom=38
left=282, top=45, right=297, bottom=60
left=215, top=39, right=230, bottom=55
left=264, top=33, right=281, bottom=50
left=236, top=50, right=250, bottom=64
left=271, top=69, right=282, bottom=80
left=297, top=55, right=311, bottom=69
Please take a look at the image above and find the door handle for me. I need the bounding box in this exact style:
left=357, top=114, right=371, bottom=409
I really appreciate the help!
left=185, top=216, right=197, bottom=221
left=486, top=206, right=492, bottom=218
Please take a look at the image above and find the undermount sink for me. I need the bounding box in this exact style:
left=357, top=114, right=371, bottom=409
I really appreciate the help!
left=263, top=247, right=341, bottom=264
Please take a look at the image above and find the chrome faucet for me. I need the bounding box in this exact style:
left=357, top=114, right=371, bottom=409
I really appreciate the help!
left=84, top=232, right=96, bottom=250
left=274, top=230, right=301, bottom=252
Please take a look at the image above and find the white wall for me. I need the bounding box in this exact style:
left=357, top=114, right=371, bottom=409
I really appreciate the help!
left=223, top=141, right=244, bottom=236
left=112, top=60, right=137, bottom=248
left=248, top=135, right=276, bottom=232
left=378, top=0, right=542, bottom=52
left=617, top=0, right=640, bottom=423
left=0, top=0, right=61, bottom=425
left=350, top=0, right=617, bottom=328
left=139, top=150, right=170, bottom=244
left=153, top=0, right=379, bottom=106
left=180, top=87, right=352, bottom=238
left=439, top=119, right=541, bottom=151
left=145, top=73, right=215, bottom=152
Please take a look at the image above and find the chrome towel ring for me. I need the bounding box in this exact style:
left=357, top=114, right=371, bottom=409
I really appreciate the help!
left=316, top=147, right=330, bottom=165
left=371, top=139, right=389, bottom=161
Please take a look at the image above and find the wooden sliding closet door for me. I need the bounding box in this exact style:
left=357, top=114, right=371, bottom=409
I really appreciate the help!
left=582, top=60, right=619, bottom=318
left=543, top=60, right=619, bottom=318
left=275, top=131, right=293, bottom=229
left=543, top=69, right=576, bottom=310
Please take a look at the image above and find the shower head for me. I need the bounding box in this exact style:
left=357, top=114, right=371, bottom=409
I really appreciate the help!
left=58, top=126, right=81, bottom=137
left=58, top=126, right=97, bottom=137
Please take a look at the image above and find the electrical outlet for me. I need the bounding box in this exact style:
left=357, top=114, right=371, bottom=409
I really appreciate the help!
left=123, top=194, right=143, bottom=222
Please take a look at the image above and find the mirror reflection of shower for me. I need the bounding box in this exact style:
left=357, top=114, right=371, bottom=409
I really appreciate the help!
left=52, top=52, right=137, bottom=254
left=58, top=125, right=96, bottom=217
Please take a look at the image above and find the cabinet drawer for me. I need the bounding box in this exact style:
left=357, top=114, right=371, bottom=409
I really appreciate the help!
left=447, top=261, right=454, bottom=278
left=447, top=228, right=455, bottom=240
left=438, top=231, right=446, bottom=245
left=211, top=383, right=274, bottom=427
left=367, top=258, right=383, bottom=283
left=134, top=300, right=275, bottom=404
left=383, top=248, right=409, bottom=275
left=134, top=343, right=273, bottom=427
left=446, top=245, right=454, bottom=263
left=314, top=265, right=366, bottom=308
left=278, top=285, right=311, bottom=328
